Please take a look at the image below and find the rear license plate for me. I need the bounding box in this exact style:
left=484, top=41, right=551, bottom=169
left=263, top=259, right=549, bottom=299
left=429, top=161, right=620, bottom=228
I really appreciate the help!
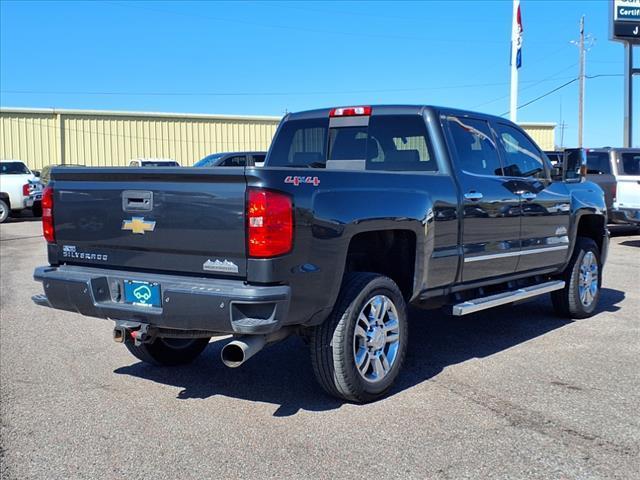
left=123, top=280, right=161, bottom=307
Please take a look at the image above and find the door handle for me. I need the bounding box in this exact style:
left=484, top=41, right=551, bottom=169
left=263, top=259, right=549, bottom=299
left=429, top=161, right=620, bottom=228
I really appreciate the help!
left=464, top=191, right=483, bottom=201
left=521, top=192, right=537, bottom=201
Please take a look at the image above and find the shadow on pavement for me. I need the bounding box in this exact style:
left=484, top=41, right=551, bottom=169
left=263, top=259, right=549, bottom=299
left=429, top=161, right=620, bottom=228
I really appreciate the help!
left=4, top=215, right=41, bottom=223
left=609, top=225, right=639, bottom=238
left=114, top=288, right=625, bottom=416
left=619, top=239, right=640, bottom=248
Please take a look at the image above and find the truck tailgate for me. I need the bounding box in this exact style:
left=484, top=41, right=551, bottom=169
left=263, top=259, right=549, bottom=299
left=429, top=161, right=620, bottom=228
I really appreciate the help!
left=50, top=168, right=247, bottom=278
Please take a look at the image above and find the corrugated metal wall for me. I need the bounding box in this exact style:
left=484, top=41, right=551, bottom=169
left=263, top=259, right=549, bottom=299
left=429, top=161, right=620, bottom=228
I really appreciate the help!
left=0, top=108, right=281, bottom=170
left=0, top=111, right=60, bottom=169
left=1, top=108, right=556, bottom=170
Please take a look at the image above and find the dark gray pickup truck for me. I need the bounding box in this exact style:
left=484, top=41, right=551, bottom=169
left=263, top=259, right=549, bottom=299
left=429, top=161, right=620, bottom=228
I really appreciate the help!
left=33, top=105, right=609, bottom=402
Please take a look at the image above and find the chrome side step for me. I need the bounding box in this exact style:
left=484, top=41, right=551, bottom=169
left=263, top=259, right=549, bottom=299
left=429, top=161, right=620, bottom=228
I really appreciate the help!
left=452, top=280, right=565, bottom=316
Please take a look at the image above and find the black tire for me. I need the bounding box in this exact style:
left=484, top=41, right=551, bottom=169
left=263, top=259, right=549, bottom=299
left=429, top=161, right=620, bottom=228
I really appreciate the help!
left=310, top=272, right=408, bottom=403
left=0, top=199, right=9, bottom=223
left=125, top=337, right=210, bottom=366
left=551, top=237, right=601, bottom=319
left=31, top=202, right=42, bottom=218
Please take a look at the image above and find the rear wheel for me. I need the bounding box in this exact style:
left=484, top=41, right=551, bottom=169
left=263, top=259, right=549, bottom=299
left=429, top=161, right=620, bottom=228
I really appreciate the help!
left=551, top=237, right=601, bottom=319
left=125, top=337, right=210, bottom=366
left=310, top=272, right=408, bottom=403
left=0, top=199, right=9, bottom=223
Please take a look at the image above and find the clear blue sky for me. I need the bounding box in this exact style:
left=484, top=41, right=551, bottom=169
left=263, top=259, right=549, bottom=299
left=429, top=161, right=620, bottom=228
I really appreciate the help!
left=1, top=0, right=637, bottom=148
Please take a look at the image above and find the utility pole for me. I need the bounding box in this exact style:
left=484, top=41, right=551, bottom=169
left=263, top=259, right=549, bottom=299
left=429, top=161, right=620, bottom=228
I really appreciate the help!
left=623, top=44, right=634, bottom=148
left=577, top=15, right=585, bottom=148
left=572, top=15, right=593, bottom=148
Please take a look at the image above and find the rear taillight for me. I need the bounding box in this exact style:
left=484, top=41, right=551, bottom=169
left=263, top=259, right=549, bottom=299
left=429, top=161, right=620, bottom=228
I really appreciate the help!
left=611, top=183, right=617, bottom=203
left=42, top=186, right=55, bottom=243
left=22, top=183, right=30, bottom=196
left=247, top=188, right=293, bottom=258
left=329, top=106, right=372, bottom=117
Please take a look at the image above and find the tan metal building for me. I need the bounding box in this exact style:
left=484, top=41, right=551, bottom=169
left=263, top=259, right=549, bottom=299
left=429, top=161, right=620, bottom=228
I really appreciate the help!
left=518, top=122, right=556, bottom=151
left=0, top=108, right=281, bottom=170
left=0, top=108, right=556, bottom=170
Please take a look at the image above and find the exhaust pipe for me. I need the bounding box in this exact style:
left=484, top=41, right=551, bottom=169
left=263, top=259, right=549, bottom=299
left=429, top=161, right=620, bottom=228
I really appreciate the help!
left=113, top=326, right=126, bottom=343
left=221, top=327, right=294, bottom=368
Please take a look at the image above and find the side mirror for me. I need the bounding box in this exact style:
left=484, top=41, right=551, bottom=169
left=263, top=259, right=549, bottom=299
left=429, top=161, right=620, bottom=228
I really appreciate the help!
left=564, top=149, right=587, bottom=183
left=33, top=170, right=41, bottom=177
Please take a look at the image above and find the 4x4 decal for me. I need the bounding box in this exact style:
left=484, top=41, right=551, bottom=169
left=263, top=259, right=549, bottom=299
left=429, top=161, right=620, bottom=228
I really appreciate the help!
left=284, top=175, right=320, bottom=187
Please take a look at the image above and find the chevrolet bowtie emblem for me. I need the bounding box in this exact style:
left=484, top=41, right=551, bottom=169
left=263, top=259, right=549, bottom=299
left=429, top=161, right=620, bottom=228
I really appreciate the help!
left=122, top=217, right=156, bottom=234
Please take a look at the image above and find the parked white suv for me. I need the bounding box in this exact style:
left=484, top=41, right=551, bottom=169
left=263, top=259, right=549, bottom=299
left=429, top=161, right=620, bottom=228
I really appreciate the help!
left=0, top=160, right=43, bottom=223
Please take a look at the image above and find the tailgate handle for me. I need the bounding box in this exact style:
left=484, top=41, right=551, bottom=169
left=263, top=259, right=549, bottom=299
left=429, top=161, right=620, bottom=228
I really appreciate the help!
left=122, top=191, right=153, bottom=212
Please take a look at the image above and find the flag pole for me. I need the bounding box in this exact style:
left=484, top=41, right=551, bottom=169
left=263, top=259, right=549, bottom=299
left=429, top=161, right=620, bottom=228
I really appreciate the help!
left=509, top=0, right=522, bottom=122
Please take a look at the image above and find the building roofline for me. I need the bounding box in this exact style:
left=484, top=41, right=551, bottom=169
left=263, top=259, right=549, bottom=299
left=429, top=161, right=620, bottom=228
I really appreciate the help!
left=0, top=106, right=282, bottom=122
left=517, top=122, right=557, bottom=127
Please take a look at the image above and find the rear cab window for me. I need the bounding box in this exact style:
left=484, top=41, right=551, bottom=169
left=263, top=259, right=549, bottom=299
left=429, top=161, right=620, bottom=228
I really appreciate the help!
left=618, top=152, right=640, bottom=176
left=586, top=151, right=612, bottom=175
left=0, top=162, right=31, bottom=174
left=267, top=112, right=437, bottom=172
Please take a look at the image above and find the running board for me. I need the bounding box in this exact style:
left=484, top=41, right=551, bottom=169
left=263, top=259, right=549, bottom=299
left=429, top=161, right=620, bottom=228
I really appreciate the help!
left=452, top=280, right=565, bottom=316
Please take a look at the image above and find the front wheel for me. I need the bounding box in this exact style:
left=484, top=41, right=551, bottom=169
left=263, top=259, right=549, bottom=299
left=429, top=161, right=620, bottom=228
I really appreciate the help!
left=551, top=237, right=601, bottom=319
left=310, top=272, right=408, bottom=403
left=125, top=337, right=210, bottom=366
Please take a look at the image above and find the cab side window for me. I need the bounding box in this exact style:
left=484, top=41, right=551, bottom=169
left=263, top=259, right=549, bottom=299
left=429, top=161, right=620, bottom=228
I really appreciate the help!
left=495, top=124, right=546, bottom=178
left=447, top=116, right=503, bottom=176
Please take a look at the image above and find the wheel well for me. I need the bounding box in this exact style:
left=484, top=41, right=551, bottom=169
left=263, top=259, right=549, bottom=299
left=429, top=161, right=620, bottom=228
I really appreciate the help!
left=344, top=230, right=416, bottom=299
left=576, top=214, right=605, bottom=254
left=0, top=193, right=9, bottom=209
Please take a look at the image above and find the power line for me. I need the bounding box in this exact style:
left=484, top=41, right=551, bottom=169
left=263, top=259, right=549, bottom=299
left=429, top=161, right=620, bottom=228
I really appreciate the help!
left=0, top=75, right=596, bottom=98
left=109, top=1, right=509, bottom=45
left=498, top=73, right=623, bottom=117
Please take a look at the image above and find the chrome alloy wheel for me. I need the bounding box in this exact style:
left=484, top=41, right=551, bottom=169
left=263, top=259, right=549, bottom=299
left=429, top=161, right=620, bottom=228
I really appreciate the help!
left=353, top=295, right=401, bottom=383
left=578, top=251, right=599, bottom=307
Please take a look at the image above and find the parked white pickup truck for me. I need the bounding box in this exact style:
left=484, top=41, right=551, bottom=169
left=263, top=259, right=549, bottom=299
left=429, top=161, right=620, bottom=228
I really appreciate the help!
left=0, top=160, right=43, bottom=223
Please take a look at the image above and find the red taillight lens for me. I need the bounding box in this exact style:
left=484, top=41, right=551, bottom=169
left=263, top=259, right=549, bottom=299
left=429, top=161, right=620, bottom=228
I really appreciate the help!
left=42, top=186, right=55, bottom=243
left=611, top=183, right=617, bottom=203
left=22, top=183, right=30, bottom=196
left=329, top=106, right=372, bottom=117
left=247, top=188, right=292, bottom=258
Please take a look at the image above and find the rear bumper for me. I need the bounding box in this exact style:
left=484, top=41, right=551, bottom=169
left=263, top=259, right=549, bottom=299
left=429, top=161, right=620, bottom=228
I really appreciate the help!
left=33, top=265, right=291, bottom=335
left=609, top=208, right=640, bottom=225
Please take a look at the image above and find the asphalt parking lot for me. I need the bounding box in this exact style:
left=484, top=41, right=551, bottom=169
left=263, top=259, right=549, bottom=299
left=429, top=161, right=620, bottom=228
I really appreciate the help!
left=1, top=217, right=638, bottom=480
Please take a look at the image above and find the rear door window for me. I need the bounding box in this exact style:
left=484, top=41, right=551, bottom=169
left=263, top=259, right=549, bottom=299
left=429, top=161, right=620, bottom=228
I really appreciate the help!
left=618, top=153, right=640, bottom=176
left=495, top=124, right=546, bottom=178
left=366, top=115, right=436, bottom=171
left=447, top=116, right=503, bottom=176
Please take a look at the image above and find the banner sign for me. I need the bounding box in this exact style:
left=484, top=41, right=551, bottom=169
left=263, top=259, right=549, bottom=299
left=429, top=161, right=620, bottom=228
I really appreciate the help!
left=611, top=0, right=640, bottom=43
